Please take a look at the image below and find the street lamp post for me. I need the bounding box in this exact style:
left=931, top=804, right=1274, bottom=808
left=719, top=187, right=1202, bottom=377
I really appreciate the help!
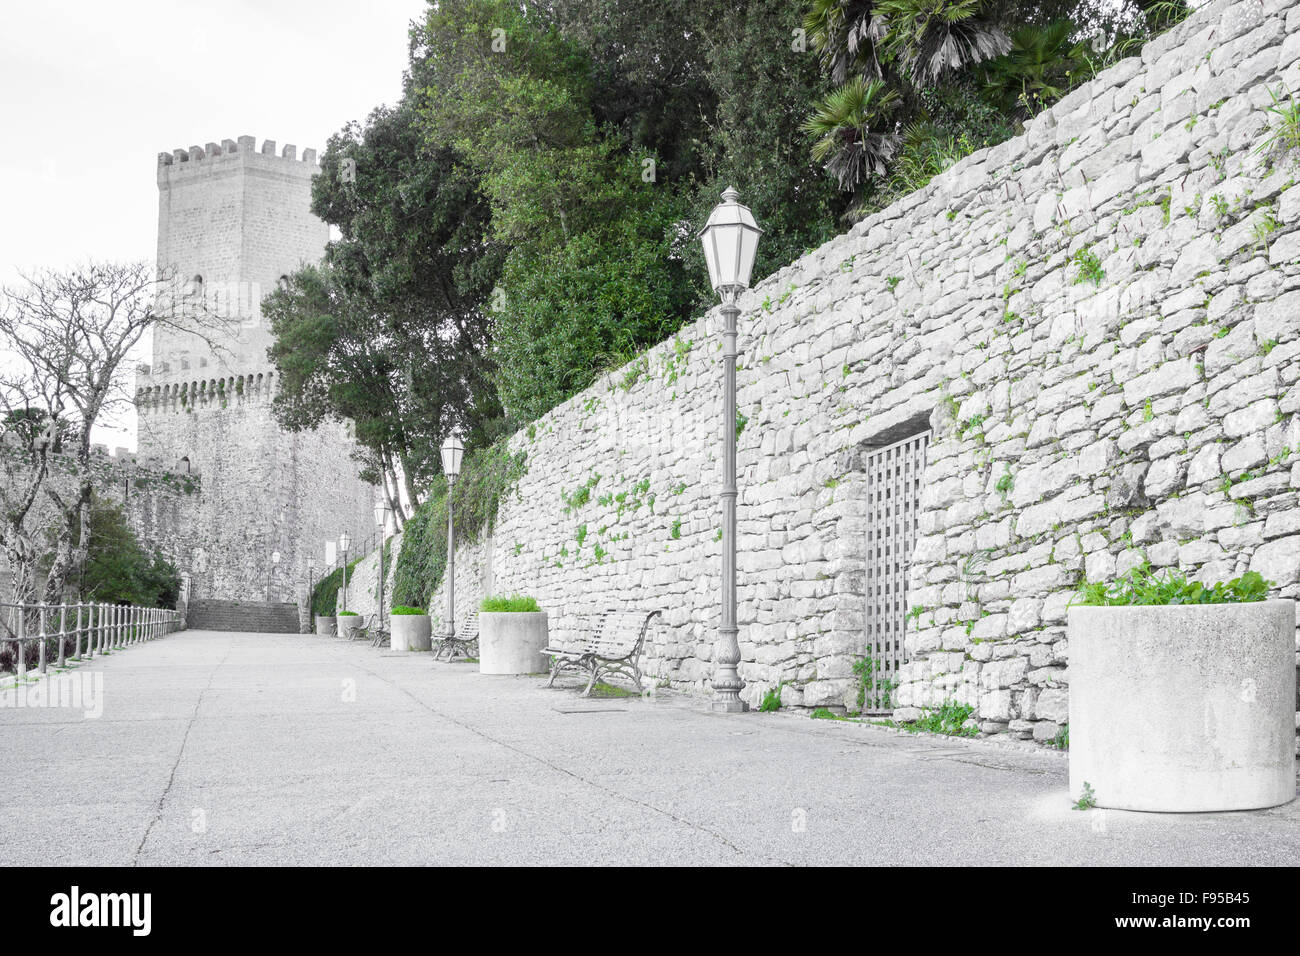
left=698, top=186, right=762, bottom=713
left=440, top=431, right=464, bottom=640
left=267, top=550, right=281, bottom=603
left=339, top=532, right=351, bottom=615
left=374, top=501, right=392, bottom=631
left=306, top=557, right=316, bottom=633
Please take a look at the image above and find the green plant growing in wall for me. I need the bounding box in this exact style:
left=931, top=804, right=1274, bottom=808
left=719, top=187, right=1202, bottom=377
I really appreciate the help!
left=906, top=701, right=977, bottom=737
left=1071, top=246, right=1105, bottom=286
left=995, top=468, right=1013, bottom=498
left=620, top=354, right=650, bottom=391
left=852, top=655, right=895, bottom=713
left=561, top=474, right=601, bottom=514
left=1073, top=781, right=1097, bottom=810
left=759, top=684, right=784, bottom=712
left=1253, top=211, right=1280, bottom=252
left=1256, top=85, right=1300, bottom=156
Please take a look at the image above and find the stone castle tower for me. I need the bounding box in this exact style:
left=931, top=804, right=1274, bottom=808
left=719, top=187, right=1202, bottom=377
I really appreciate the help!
left=135, top=136, right=375, bottom=603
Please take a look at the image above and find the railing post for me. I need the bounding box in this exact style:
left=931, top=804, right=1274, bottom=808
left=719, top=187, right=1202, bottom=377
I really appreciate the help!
left=74, top=604, right=83, bottom=660
left=37, top=603, right=47, bottom=675
left=57, top=604, right=67, bottom=668
left=16, top=604, right=26, bottom=680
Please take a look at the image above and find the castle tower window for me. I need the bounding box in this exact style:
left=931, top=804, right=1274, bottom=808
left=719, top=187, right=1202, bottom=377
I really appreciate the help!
left=185, top=274, right=203, bottom=298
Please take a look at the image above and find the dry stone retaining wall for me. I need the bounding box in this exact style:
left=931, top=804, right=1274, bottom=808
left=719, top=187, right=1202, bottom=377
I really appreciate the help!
left=422, top=0, right=1300, bottom=739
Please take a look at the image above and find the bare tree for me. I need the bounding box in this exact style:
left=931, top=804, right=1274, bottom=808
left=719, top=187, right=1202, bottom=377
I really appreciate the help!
left=0, top=261, right=226, bottom=604
left=0, top=367, right=69, bottom=610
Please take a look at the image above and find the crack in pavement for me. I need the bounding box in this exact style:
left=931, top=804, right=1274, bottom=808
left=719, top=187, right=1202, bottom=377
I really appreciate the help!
left=353, top=660, right=793, bottom=866
left=131, top=640, right=233, bottom=865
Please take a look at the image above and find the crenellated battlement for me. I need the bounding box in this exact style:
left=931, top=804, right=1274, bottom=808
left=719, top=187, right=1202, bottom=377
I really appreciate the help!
left=135, top=369, right=278, bottom=415
left=157, top=136, right=318, bottom=178
left=0, top=439, right=201, bottom=483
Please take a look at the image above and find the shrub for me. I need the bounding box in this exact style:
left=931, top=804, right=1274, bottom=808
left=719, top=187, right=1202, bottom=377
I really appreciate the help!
left=337, top=610, right=359, bottom=617
left=391, top=438, right=527, bottom=609
left=480, top=595, right=540, bottom=613
left=1076, top=563, right=1272, bottom=606
left=390, top=605, right=426, bottom=615
left=67, top=497, right=181, bottom=608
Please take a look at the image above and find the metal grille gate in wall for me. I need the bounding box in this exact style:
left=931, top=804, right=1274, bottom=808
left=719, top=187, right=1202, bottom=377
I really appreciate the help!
left=862, top=431, right=929, bottom=713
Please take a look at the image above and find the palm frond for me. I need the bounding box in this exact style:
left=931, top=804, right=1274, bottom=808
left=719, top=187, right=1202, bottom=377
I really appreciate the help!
left=802, top=76, right=901, bottom=191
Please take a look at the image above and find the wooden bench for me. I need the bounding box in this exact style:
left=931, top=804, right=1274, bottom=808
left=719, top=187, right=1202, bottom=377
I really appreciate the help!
left=433, top=611, right=478, bottom=661
left=544, top=609, right=662, bottom=696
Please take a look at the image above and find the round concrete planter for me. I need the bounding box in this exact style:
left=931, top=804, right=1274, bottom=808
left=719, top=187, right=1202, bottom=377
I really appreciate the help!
left=1068, top=600, right=1296, bottom=812
left=315, top=616, right=336, bottom=636
left=391, top=614, right=432, bottom=652
left=336, top=615, right=362, bottom=640
left=479, top=611, right=549, bottom=675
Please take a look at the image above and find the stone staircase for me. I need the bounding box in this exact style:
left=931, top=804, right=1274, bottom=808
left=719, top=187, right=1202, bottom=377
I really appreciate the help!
left=186, top=599, right=301, bottom=633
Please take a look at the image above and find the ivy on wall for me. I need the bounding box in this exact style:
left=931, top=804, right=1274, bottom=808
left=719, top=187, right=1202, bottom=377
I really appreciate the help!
left=391, top=439, right=528, bottom=610
left=310, top=559, right=360, bottom=618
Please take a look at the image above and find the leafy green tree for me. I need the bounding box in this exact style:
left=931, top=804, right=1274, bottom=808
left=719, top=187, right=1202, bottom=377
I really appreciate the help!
left=265, top=102, right=504, bottom=506
left=412, top=0, right=701, bottom=420
left=409, top=0, right=849, bottom=419
left=74, top=497, right=180, bottom=608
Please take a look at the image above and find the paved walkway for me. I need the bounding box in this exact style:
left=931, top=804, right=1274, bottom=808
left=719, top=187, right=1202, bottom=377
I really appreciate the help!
left=1, top=629, right=1297, bottom=866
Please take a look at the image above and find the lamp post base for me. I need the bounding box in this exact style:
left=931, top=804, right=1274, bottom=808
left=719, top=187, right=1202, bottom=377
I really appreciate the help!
left=709, top=697, right=750, bottom=714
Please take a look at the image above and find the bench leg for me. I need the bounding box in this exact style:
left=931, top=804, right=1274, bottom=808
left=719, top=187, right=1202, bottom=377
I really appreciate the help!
left=546, top=658, right=564, bottom=688
left=582, top=662, right=603, bottom=697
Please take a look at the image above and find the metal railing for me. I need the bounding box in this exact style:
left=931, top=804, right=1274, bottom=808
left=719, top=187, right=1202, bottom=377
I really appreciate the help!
left=0, top=602, right=184, bottom=680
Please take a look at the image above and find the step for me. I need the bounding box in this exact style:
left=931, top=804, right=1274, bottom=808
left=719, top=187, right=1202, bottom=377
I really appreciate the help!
left=187, top=600, right=301, bottom=633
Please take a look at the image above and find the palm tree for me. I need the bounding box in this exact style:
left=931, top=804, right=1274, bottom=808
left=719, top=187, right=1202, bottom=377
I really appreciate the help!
left=981, top=20, right=1081, bottom=117
left=804, top=0, right=885, bottom=85
left=803, top=76, right=901, bottom=191
left=873, top=0, right=1010, bottom=85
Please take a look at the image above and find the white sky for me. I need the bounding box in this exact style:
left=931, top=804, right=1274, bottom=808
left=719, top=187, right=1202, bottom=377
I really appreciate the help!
left=0, top=0, right=429, bottom=446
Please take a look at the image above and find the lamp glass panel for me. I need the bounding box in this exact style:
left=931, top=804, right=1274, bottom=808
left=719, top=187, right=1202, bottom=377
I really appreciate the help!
left=702, top=232, right=720, bottom=290
left=737, top=227, right=760, bottom=288
left=714, top=223, right=741, bottom=288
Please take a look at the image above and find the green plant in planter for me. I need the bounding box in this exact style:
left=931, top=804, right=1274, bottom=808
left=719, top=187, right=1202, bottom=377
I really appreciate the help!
left=1075, top=562, right=1272, bottom=606
left=480, top=595, right=540, bottom=612
left=391, top=605, right=426, bottom=615
left=337, top=610, right=359, bottom=617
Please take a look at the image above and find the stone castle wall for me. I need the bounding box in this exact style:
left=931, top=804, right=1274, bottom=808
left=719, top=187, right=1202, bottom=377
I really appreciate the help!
left=136, top=379, right=374, bottom=603
left=135, top=134, right=376, bottom=605
left=0, top=446, right=200, bottom=603
left=418, top=0, right=1300, bottom=738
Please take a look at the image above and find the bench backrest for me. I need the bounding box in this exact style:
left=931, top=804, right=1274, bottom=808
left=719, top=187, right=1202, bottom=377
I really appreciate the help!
left=590, top=609, right=662, bottom=658
left=455, top=611, right=479, bottom=640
